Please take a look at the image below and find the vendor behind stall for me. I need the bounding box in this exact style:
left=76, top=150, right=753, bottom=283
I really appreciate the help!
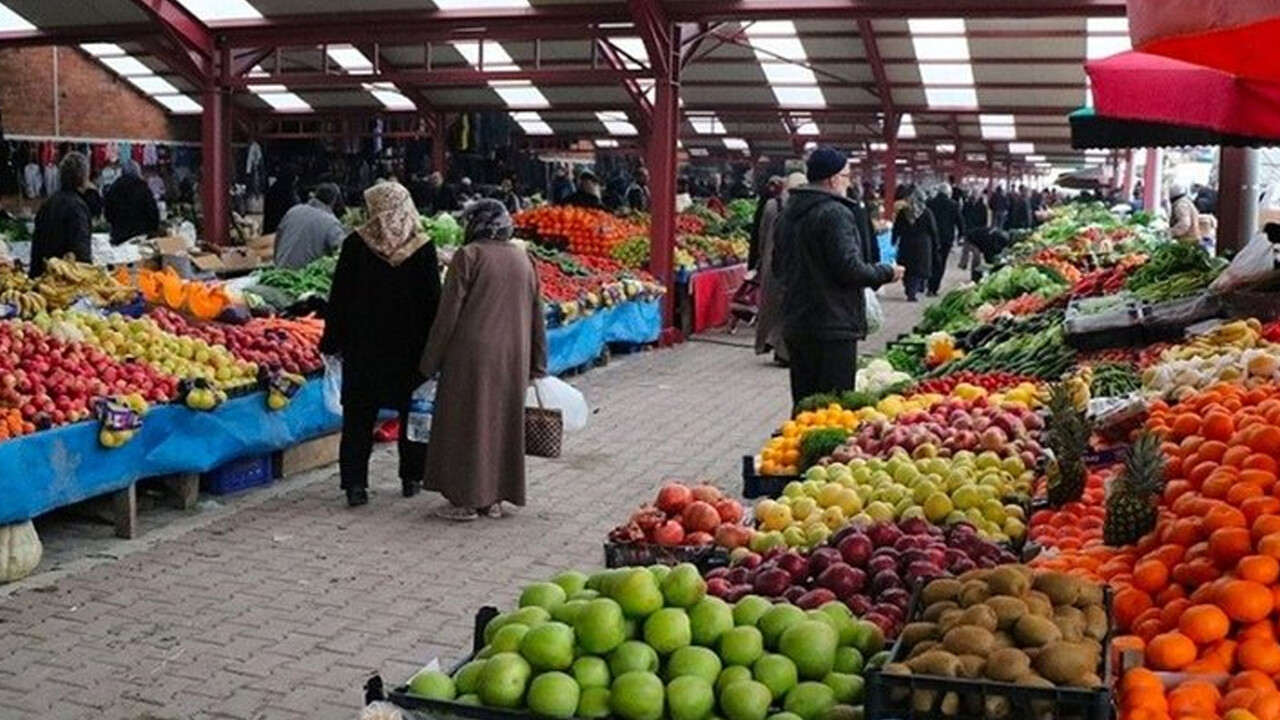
left=30, top=151, right=92, bottom=277
left=273, top=183, right=347, bottom=270
left=104, top=160, right=159, bottom=245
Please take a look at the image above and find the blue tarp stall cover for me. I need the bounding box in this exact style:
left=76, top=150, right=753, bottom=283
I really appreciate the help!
left=547, top=298, right=661, bottom=375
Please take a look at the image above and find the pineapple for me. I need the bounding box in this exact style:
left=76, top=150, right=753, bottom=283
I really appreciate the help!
left=1046, top=382, right=1091, bottom=506
left=1103, top=432, right=1165, bottom=547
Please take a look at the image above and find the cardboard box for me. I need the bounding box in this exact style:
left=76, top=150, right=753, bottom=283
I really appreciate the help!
left=219, top=246, right=258, bottom=271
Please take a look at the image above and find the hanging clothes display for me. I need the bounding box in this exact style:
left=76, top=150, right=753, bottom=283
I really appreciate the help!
left=22, top=162, right=41, bottom=198
left=42, top=163, right=59, bottom=195
left=142, top=143, right=158, bottom=167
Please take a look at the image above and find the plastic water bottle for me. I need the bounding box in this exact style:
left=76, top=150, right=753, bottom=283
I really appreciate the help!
left=407, top=379, right=436, bottom=443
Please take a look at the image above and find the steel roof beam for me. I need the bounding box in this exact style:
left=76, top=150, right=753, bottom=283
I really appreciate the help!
left=596, top=38, right=654, bottom=135
left=0, top=23, right=154, bottom=48
left=230, top=67, right=644, bottom=90
left=667, top=0, right=1126, bottom=21
left=128, top=0, right=214, bottom=57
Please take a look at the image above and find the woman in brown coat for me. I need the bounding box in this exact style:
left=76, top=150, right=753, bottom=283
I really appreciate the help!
left=420, top=199, right=548, bottom=521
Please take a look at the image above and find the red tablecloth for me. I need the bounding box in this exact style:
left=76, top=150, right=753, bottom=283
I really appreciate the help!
left=688, top=263, right=748, bottom=334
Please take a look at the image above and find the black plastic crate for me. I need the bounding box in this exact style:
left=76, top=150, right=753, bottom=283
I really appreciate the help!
left=603, top=541, right=730, bottom=572
left=866, top=579, right=1114, bottom=720
left=201, top=454, right=275, bottom=495
left=742, top=455, right=792, bottom=499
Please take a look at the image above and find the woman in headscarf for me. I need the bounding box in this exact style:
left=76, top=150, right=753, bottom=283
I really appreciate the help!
left=419, top=199, right=548, bottom=521
left=892, top=186, right=938, bottom=301
left=755, top=172, right=807, bottom=365
left=320, top=181, right=441, bottom=507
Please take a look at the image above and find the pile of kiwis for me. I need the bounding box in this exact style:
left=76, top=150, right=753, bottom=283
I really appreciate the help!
left=874, top=565, right=1109, bottom=719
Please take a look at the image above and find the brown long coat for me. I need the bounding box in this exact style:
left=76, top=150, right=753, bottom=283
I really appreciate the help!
left=754, top=195, right=786, bottom=358
left=419, top=241, right=548, bottom=508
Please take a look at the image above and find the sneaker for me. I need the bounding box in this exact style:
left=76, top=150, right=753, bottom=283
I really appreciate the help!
left=436, top=505, right=479, bottom=522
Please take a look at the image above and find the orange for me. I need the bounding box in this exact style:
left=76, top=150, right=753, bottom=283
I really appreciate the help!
left=1232, top=671, right=1279, bottom=696
left=1254, top=516, right=1280, bottom=542
left=1250, top=426, right=1280, bottom=455
left=1253, top=692, right=1280, bottom=720
left=1211, top=526, right=1255, bottom=568
left=1247, top=454, right=1280, bottom=475
left=1179, top=604, right=1232, bottom=645
left=1232, top=482, right=1269, bottom=505
left=1244, top=498, right=1280, bottom=524
left=1171, top=413, right=1203, bottom=440
left=1205, top=411, right=1236, bottom=441
left=1132, top=559, right=1170, bottom=593
left=1259, top=533, right=1280, bottom=560
left=1146, top=632, right=1198, bottom=670
left=1224, top=689, right=1262, bottom=713
left=1169, top=682, right=1223, bottom=717
left=1221, top=580, right=1276, bottom=623
left=1206, top=504, right=1249, bottom=532
left=1240, top=555, right=1280, bottom=584
left=1240, top=639, right=1280, bottom=674
left=1198, top=439, right=1231, bottom=463
left=1114, top=587, right=1154, bottom=632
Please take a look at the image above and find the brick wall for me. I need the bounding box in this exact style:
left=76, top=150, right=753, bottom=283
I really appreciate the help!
left=0, top=46, right=198, bottom=142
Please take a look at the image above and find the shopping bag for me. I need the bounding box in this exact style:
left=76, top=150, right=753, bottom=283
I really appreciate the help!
left=525, top=383, right=564, bottom=458
left=865, top=288, right=885, bottom=335
left=525, top=376, right=588, bottom=432
left=1210, top=231, right=1280, bottom=292
left=322, top=354, right=343, bottom=416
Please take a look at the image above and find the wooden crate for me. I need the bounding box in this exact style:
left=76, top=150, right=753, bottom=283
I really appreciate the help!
left=277, top=432, right=341, bottom=478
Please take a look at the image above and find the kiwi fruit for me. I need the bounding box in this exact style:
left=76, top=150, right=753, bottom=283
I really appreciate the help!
left=938, top=692, right=961, bottom=717
left=937, top=609, right=965, bottom=634
left=1053, top=607, right=1086, bottom=642
left=1024, top=591, right=1054, bottom=618
left=958, top=605, right=1000, bottom=633
left=987, top=566, right=1030, bottom=597
left=899, top=622, right=940, bottom=648
left=1013, top=615, right=1063, bottom=647
left=958, top=568, right=993, bottom=583
left=1067, top=673, right=1103, bottom=688
left=942, top=626, right=996, bottom=656
left=922, top=578, right=965, bottom=606
left=991, top=631, right=1015, bottom=649
left=1082, top=605, right=1108, bottom=641
left=906, top=650, right=962, bottom=677
left=984, top=648, right=1032, bottom=682
left=985, top=596, right=1030, bottom=630
left=1074, top=583, right=1104, bottom=608
left=911, top=690, right=938, bottom=714
left=923, top=601, right=959, bottom=623
left=908, top=640, right=939, bottom=659
left=957, top=654, right=987, bottom=679
left=1032, top=573, right=1082, bottom=606
left=1033, top=641, right=1097, bottom=685
left=959, top=580, right=991, bottom=607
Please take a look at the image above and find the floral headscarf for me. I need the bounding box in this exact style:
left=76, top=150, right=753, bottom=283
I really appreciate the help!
left=357, top=181, right=428, bottom=266
left=462, top=198, right=515, bottom=245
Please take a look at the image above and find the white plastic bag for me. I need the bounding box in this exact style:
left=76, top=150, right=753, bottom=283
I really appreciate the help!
left=865, top=288, right=885, bottom=334
left=322, top=354, right=343, bottom=416
left=1210, top=232, right=1280, bottom=292
left=526, top=376, right=588, bottom=432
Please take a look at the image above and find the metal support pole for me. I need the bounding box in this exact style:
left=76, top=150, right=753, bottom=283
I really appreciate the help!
left=201, top=85, right=229, bottom=246
left=1141, top=148, right=1161, bottom=213
left=1121, top=149, right=1136, bottom=200
left=432, top=113, right=448, bottom=175
left=1216, top=147, right=1259, bottom=256
left=648, top=38, right=680, bottom=330
left=882, top=139, right=899, bottom=220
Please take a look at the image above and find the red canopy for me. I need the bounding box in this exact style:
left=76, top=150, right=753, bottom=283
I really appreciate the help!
left=1087, top=50, right=1280, bottom=139
left=1128, top=0, right=1280, bottom=81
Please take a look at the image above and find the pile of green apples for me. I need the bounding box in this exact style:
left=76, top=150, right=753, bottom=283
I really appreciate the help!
left=405, top=564, right=889, bottom=720
left=753, top=450, right=1032, bottom=550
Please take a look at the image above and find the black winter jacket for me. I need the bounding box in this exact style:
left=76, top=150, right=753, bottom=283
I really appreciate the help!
left=927, top=194, right=964, bottom=248
left=104, top=174, right=160, bottom=245
left=893, top=209, right=938, bottom=280
left=31, top=190, right=91, bottom=277
left=774, top=187, right=895, bottom=341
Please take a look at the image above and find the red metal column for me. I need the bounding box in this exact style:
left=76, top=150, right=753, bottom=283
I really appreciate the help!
left=201, top=85, right=229, bottom=246
left=649, top=43, right=680, bottom=330
left=1142, top=148, right=1161, bottom=212
left=1216, top=147, right=1259, bottom=256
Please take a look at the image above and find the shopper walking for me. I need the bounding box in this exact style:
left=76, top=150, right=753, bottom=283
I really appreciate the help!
left=990, top=184, right=1010, bottom=230
left=1007, top=185, right=1034, bottom=231
left=958, top=187, right=990, bottom=270
left=320, top=181, right=441, bottom=508
left=103, top=160, right=160, bottom=246
left=748, top=176, right=784, bottom=272
left=419, top=199, right=547, bottom=521
left=775, top=147, right=901, bottom=409
left=30, top=151, right=92, bottom=278
left=926, top=184, right=963, bottom=296
left=893, top=187, right=938, bottom=302
left=755, top=172, right=806, bottom=365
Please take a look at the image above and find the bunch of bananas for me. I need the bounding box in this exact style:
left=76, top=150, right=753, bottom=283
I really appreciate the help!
left=0, top=265, right=33, bottom=293
left=0, top=289, right=47, bottom=318
left=36, top=257, right=136, bottom=308
left=1164, top=318, right=1263, bottom=362
left=1065, top=366, right=1093, bottom=410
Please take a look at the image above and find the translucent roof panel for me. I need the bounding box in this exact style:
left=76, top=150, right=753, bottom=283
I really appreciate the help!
left=365, top=83, right=416, bottom=110
left=913, top=36, right=971, bottom=62
left=327, top=45, right=374, bottom=75
left=923, top=87, right=978, bottom=108
left=80, top=43, right=125, bottom=57
left=1009, top=142, right=1036, bottom=154
left=510, top=111, right=553, bottom=136
left=100, top=56, right=152, bottom=77
left=907, top=19, right=966, bottom=35
left=453, top=41, right=519, bottom=72
left=152, top=94, right=202, bottom=114
left=723, top=138, right=750, bottom=150
left=126, top=75, right=180, bottom=95
left=0, top=2, right=34, bottom=31
left=490, top=81, right=549, bottom=108
left=608, top=37, right=648, bottom=70
left=596, top=111, right=637, bottom=136
left=432, top=0, right=530, bottom=9
left=689, top=116, right=726, bottom=135
left=898, top=113, right=917, bottom=139
left=172, top=0, right=262, bottom=22
left=771, top=86, right=826, bottom=108
left=918, top=63, right=975, bottom=85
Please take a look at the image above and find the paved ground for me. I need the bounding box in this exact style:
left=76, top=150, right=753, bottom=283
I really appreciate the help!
left=0, top=266, right=965, bottom=720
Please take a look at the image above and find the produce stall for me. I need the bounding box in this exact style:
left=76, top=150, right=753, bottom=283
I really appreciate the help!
left=372, top=202, right=1280, bottom=720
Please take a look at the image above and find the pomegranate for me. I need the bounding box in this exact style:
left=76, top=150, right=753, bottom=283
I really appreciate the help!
left=690, top=483, right=722, bottom=505
left=652, top=520, right=685, bottom=547
left=714, top=498, right=744, bottom=524
left=656, top=483, right=693, bottom=515
left=681, top=501, right=721, bottom=534
left=714, top=523, right=753, bottom=549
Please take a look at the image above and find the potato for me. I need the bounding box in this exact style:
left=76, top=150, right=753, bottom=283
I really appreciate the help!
left=958, top=605, right=1000, bottom=633
left=923, top=601, right=959, bottom=623
left=985, top=596, right=1030, bottom=630
left=957, top=654, right=987, bottom=679
left=922, top=578, right=965, bottom=606
left=988, top=566, right=1030, bottom=598
left=984, top=695, right=1013, bottom=720
left=1014, top=615, right=1063, bottom=648
left=942, top=626, right=996, bottom=657
left=1082, top=604, right=1108, bottom=641
left=899, top=622, right=941, bottom=649
left=991, top=631, right=1015, bottom=649
left=939, top=692, right=961, bottom=717
left=1034, top=642, right=1097, bottom=685
left=1053, top=607, right=1086, bottom=642
left=906, top=650, right=962, bottom=677
left=984, top=648, right=1032, bottom=682
left=911, top=690, right=938, bottom=714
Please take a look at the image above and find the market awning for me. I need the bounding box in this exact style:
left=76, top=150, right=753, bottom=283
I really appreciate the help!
left=1069, top=107, right=1278, bottom=150
left=1083, top=50, right=1280, bottom=143
left=1127, top=0, right=1280, bottom=82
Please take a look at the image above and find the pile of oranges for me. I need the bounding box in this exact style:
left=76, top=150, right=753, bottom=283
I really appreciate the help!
left=758, top=404, right=861, bottom=477
left=1035, top=382, right=1280, bottom=720
left=0, top=408, right=31, bottom=440
left=514, top=206, right=647, bottom=258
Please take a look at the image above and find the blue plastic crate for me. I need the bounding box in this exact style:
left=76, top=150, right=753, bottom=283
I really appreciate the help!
left=201, top=454, right=275, bottom=495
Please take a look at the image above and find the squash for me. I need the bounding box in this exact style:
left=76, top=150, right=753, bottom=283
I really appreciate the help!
left=158, top=269, right=188, bottom=310
left=137, top=269, right=162, bottom=304
left=187, top=284, right=229, bottom=321
left=0, top=520, right=41, bottom=583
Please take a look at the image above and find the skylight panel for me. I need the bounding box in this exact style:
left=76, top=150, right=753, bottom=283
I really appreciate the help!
left=918, top=63, right=975, bottom=85
left=80, top=43, right=126, bottom=57
left=688, top=147, right=710, bottom=157
left=365, top=83, right=416, bottom=111
left=0, top=2, right=33, bottom=31
left=100, top=56, right=152, bottom=77
left=690, top=116, right=726, bottom=135
left=913, top=36, right=971, bottom=62
left=936, top=144, right=956, bottom=154
left=490, top=81, right=549, bottom=108
left=327, top=45, right=373, bottom=75
left=251, top=85, right=312, bottom=112
left=127, top=75, right=180, bottom=95
left=749, top=37, right=808, bottom=61
left=923, top=87, right=978, bottom=108
left=609, top=37, right=649, bottom=69
left=792, top=117, right=821, bottom=136
left=173, top=0, right=262, bottom=21
left=869, top=142, right=888, bottom=152
left=1009, top=142, right=1036, bottom=154
left=723, top=138, right=750, bottom=151
left=1025, top=154, right=1046, bottom=162
left=433, top=0, right=530, bottom=8
left=152, top=95, right=202, bottom=114
left=759, top=63, right=820, bottom=85
left=596, top=112, right=638, bottom=136
left=772, top=86, right=826, bottom=108
left=453, top=41, right=518, bottom=72
left=595, top=139, right=620, bottom=148
left=907, top=19, right=965, bottom=35
left=981, top=113, right=1017, bottom=140
left=898, top=114, right=917, bottom=139
left=510, top=111, right=553, bottom=136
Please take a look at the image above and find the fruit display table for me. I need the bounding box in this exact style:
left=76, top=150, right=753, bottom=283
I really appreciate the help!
left=547, top=298, right=663, bottom=375
left=0, top=379, right=340, bottom=527
left=677, top=263, right=748, bottom=336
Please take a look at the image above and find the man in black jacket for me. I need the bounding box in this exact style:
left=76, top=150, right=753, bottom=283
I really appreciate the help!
left=31, top=151, right=92, bottom=277
left=104, top=160, right=160, bottom=245
left=774, top=147, right=903, bottom=408
left=926, top=184, right=964, bottom=296
left=562, top=170, right=604, bottom=210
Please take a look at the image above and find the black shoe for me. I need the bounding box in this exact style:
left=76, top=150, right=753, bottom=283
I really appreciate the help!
left=401, top=478, right=421, bottom=498
left=907, top=296, right=919, bottom=302
left=346, top=487, right=369, bottom=507
left=927, top=291, right=938, bottom=297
